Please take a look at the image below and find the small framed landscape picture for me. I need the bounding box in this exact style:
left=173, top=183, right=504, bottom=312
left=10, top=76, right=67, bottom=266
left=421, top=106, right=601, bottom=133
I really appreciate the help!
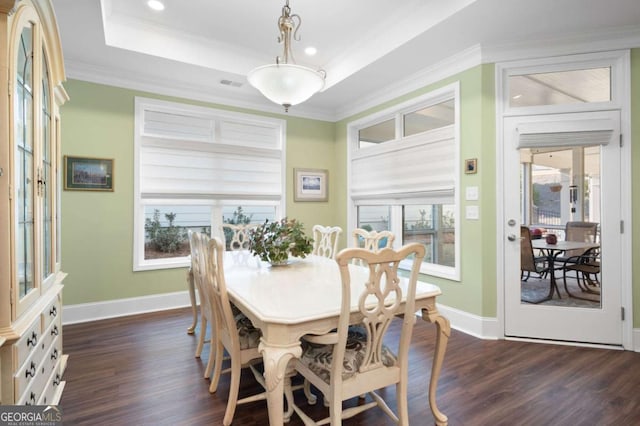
left=64, top=156, right=114, bottom=191
left=294, top=168, right=328, bottom=202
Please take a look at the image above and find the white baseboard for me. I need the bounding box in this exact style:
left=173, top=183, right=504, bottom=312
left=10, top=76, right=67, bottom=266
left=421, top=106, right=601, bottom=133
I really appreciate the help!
left=435, top=303, right=499, bottom=340
left=62, top=291, right=193, bottom=325
left=62, top=293, right=640, bottom=352
left=634, top=328, right=640, bottom=352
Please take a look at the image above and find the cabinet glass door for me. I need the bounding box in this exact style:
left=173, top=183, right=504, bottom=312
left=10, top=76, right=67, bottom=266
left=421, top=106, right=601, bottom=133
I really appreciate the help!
left=41, top=51, right=53, bottom=282
left=16, top=25, right=35, bottom=298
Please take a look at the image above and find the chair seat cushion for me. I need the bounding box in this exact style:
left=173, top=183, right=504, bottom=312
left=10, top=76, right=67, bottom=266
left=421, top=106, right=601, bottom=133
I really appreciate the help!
left=299, top=326, right=397, bottom=384
left=235, top=312, right=262, bottom=350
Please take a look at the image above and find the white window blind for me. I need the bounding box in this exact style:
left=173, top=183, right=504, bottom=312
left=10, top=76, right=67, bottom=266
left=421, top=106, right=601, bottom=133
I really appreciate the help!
left=351, top=125, right=455, bottom=204
left=143, top=110, right=215, bottom=142
left=137, top=99, right=284, bottom=201
left=517, top=119, right=616, bottom=148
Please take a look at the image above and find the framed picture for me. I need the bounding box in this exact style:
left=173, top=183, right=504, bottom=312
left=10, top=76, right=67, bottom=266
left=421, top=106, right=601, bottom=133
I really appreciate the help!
left=465, top=158, right=478, bottom=174
left=294, top=168, right=328, bottom=202
left=64, top=156, right=114, bottom=191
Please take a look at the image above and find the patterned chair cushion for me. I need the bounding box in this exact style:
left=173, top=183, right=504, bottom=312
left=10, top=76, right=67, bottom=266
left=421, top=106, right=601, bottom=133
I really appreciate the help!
left=235, top=312, right=262, bottom=350
left=231, top=302, right=243, bottom=317
left=299, top=326, right=397, bottom=384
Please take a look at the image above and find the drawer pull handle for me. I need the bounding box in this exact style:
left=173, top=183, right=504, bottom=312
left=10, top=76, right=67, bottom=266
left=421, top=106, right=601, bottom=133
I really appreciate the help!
left=25, top=362, right=36, bottom=378
left=51, top=349, right=58, bottom=360
left=53, top=374, right=61, bottom=386
left=51, top=325, right=59, bottom=336
left=50, top=306, right=57, bottom=316
left=26, top=391, right=36, bottom=405
left=27, top=331, right=38, bottom=348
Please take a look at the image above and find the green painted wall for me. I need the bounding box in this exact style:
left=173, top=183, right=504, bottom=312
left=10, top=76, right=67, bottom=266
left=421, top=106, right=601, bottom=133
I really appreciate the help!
left=60, top=80, right=337, bottom=305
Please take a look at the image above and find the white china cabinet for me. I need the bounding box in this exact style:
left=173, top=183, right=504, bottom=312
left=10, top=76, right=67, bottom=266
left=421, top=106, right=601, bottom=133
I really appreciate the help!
left=0, top=0, right=68, bottom=405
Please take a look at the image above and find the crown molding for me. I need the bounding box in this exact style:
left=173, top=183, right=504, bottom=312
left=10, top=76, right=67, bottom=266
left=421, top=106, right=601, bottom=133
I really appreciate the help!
left=482, top=25, right=640, bottom=64
left=333, top=45, right=482, bottom=122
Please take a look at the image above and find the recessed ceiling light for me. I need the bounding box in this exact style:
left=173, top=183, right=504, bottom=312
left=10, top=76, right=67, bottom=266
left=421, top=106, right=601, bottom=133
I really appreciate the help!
left=512, top=94, right=522, bottom=100
left=147, top=0, right=165, bottom=11
left=304, top=46, right=317, bottom=56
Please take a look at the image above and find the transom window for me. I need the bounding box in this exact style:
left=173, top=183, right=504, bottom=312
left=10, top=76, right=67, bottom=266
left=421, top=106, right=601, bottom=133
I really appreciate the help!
left=509, top=67, right=611, bottom=108
left=502, top=51, right=625, bottom=114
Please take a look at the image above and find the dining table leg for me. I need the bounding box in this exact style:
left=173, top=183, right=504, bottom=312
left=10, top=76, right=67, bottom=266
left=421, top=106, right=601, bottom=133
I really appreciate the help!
left=258, top=339, right=302, bottom=426
left=542, top=253, right=562, bottom=301
left=186, top=269, right=198, bottom=334
left=421, top=302, right=450, bottom=426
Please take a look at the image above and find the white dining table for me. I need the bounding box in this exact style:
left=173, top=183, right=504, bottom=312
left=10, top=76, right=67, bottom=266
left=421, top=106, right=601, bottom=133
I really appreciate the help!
left=217, top=252, right=450, bottom=426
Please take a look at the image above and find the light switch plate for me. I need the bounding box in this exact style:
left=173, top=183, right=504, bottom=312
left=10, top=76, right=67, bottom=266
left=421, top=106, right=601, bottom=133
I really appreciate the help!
left=466, top=186, right=479, bottom=201
left=466, top=205, right=479, bottom=220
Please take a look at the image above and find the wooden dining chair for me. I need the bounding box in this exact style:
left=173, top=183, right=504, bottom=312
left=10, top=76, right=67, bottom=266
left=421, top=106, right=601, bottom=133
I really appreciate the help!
left=191, top=227, right=247, bottom=379
left=221, top=223, right=256, bottom=251
left=351, top=228, right=395, bottom=266
left=188, top=230, right=216, bottom=378
left=312, top=225, right=342, bottom=259
left=289, top=243, right=426, bottom=425
left=201, top=235, right=296, bottom=425
left=352, top=228, right=395, bottom=250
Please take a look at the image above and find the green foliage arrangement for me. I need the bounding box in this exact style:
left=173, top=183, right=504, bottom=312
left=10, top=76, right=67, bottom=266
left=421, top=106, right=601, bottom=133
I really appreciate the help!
left=144, top=209, right=186, bottom=253
left=248, top=218, right=313, bottom=265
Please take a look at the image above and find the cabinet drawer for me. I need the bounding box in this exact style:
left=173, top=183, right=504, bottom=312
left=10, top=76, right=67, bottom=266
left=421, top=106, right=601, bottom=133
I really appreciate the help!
left=14, top=336, right=60, bottom=405
left=42, top=296, right=61, bottom=331
left=13, top=317, right=41, bottom=370
left=14, top=342, right=46, bottom=401
left=43, top=336, right=62, bottom=382
left=16, top=385, right=39, bottom=406
left=41, top=315, right=62, bottom=355
left=38, top=354, right=63, bottom=406
left=16, top=355, right=47, bottom=406
left=38, top=339, right=64, bottom=405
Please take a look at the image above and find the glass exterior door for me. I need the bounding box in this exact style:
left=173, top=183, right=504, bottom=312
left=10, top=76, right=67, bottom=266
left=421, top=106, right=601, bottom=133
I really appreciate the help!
left=503, top=112, right=622, bottom=345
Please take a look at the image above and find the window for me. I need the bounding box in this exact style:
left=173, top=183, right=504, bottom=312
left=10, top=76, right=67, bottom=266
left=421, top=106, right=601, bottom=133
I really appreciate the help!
left=502, top=51, right=626, bottom=113
left=358, top=119, right=395, bottom=149
left=509, top=67, right=611, bottom=108
left=348, top=84, right=460, bottom=279
left=403, top=99, right=455, bottom=137
left=134, top=98, right=285, bottom=271
left=403, top=204, right=455, bottom=267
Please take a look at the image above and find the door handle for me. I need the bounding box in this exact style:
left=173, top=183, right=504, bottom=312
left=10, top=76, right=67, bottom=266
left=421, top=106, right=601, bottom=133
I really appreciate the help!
left=507, top=234, right=517, bottom=241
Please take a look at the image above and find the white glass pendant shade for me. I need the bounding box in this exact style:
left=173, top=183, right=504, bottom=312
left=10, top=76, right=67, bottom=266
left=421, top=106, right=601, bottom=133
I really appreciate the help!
left=248, top=63, right=325, bottom=109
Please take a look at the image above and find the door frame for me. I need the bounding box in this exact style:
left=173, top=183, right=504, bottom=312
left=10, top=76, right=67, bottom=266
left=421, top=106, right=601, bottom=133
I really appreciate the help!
left=494, top=50, right=633, bottom=350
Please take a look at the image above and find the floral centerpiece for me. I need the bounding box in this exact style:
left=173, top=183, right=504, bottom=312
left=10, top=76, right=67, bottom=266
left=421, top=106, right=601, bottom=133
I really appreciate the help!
left=248, top=218, right=313, bottom=265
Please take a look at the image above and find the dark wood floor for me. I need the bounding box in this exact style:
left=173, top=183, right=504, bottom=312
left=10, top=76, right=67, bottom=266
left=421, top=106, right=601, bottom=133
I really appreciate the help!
left=60, top=308, right=640, bottom=425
